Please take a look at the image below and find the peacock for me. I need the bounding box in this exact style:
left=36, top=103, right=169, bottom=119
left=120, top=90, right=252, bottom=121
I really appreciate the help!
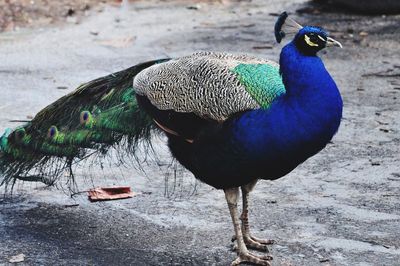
left=0, top=12, right=343, bottom=265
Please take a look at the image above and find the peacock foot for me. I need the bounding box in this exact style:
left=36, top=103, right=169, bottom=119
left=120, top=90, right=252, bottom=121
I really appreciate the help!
left=231, top=252, right=273, bottom=266
left=249, top=235, right=275, bottom=245
left=232, top=235, right=275, bottom=252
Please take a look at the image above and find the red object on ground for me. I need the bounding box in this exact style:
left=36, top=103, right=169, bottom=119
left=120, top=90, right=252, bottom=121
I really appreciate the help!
left=88, top=186, right=134, bottom=202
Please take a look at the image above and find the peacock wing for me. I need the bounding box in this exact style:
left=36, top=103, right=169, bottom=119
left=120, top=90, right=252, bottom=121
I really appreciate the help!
left=133, top=52, right=286, bottom=122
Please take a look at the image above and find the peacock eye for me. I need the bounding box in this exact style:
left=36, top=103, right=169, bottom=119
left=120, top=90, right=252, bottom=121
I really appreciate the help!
left=309, top=34, right=318, bottom=43
left=304, top=34, right=319, bottom=47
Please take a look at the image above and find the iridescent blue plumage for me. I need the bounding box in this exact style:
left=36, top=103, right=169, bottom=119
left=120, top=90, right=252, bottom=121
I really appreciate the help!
left=232, top=40, right=342, bottom=177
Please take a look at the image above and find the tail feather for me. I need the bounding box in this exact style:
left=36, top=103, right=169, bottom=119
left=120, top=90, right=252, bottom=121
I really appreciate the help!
left=0, top=58, right=169, bottom=187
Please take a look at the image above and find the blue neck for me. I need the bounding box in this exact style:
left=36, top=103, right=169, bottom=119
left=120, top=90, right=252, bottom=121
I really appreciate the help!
left=231, top=41, right=343, bottom=167
left=280, top=42, right=337, bottom=99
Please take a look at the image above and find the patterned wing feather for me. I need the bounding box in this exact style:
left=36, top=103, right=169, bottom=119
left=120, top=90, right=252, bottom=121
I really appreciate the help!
left=134, top=52, right=286, bottom=121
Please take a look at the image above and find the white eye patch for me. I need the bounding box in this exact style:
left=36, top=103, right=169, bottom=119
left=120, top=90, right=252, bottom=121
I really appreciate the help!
left=317, top=35, right=326, bottom=41
left=304, top=35, right=319, bottom=47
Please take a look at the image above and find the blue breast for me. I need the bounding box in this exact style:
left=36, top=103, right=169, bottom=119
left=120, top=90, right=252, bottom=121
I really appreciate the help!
left=229, top=41, right=343, bottom=178
left=174, top=41, right=343, bottom=189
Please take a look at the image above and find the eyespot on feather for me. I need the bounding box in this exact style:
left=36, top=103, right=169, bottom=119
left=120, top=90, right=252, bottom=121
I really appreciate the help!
left=80, top=111, right=94, bottom=127
left=47, top=126, right=58, bottom=139
left=14, top=128, right=26, bottom=141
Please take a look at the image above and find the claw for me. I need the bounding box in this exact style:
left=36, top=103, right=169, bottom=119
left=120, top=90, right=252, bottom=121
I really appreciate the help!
left=231, top=252, right=273, bottom=266
left=244, top=236, right=270, bottom=252
left=232, top=235, right=275, bottom=252
left=251, top=236, right=275, bottom=245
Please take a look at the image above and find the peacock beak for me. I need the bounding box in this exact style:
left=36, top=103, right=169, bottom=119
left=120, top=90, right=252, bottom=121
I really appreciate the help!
left=326, top=37, right=343, bottom=48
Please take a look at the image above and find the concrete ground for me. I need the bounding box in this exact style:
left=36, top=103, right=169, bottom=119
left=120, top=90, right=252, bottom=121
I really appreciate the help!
left=0, top=0, right=399, bottom=265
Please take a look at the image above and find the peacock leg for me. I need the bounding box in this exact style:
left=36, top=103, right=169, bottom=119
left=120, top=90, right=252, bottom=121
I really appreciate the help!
left=225, top=187, right=272, bottom=266
left=232, top=180, right=275, bottom=252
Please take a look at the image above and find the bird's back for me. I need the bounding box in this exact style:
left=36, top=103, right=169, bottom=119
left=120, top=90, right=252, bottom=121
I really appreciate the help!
left=133, top=52, right=285, bottom=122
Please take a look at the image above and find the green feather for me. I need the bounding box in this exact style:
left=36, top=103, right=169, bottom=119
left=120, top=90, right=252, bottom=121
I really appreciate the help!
left=0, top=59, right=170, bottom=186
left=232, top=63, right=286, bottom=109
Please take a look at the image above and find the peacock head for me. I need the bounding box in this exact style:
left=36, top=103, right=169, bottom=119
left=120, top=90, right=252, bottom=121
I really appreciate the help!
left=275, top=12, right=342, bottom=56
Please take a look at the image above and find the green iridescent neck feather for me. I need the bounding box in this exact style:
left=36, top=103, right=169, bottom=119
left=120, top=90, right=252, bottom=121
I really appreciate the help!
left=232, top=63, right=286, bottom=109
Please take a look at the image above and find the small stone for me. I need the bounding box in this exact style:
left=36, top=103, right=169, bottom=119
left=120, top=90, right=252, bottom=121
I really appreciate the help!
left=66, top=8, right=75, bottom=16
left=66, top=16, right=78, bottom=24
left=187, top=4, right=201, bottom=10
left=9, top=253, right=25, bottom=263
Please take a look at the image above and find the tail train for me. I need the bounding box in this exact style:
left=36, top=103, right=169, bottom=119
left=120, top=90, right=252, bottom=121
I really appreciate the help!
left=0, top=58, right=169, bottom=188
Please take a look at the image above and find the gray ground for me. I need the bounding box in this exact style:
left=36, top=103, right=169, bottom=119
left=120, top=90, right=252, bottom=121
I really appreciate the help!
left=0, top=0, right=399, bottom=265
